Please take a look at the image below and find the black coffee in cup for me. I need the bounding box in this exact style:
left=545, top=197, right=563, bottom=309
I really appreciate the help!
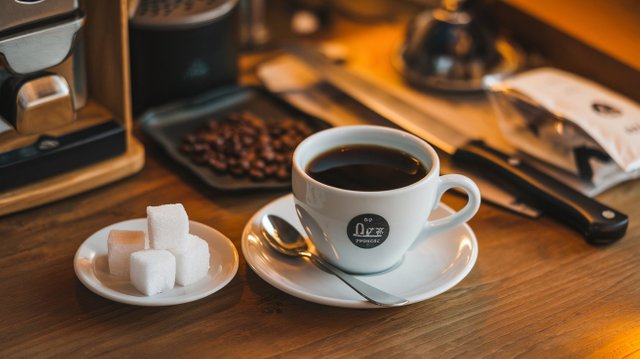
left=306, top=145, right=428, bottom=191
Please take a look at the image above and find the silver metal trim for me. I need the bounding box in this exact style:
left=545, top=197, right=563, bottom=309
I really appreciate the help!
left=0, top=14, right=85, bottom=74
left=15, top=74, right=74, bottom=134
left=0, top=0, right=79, bottom=33
left=130, top=0, right=239, bottom=29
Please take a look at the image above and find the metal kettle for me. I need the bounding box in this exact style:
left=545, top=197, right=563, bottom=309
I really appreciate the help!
left=398, top=0, right=522, bottom=92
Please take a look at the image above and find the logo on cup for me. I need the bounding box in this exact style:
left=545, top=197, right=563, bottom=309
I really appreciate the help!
left=347, top=214, right=389, bottom=249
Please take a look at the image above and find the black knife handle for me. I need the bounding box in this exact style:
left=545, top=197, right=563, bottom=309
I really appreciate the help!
left=452, top=140, right=628, bottom=244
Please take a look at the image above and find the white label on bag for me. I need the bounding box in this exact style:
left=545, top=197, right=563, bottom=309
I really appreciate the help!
left=501, top=67, right=640, bottom=172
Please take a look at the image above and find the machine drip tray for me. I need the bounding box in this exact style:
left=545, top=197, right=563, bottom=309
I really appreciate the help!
left=0, top=120, right=126, bottom=191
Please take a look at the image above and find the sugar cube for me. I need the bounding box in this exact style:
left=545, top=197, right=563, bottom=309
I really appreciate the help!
left=107, top=230, right=146, bottom=277
left=147, top=203, right=188, bottom=250
left=169, top=234, right=210, bottom=286
left=130, top=249, right=176, bottom=296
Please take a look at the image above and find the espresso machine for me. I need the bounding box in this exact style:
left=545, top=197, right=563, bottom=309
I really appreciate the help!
left=0, top=0, right=127, bottom=191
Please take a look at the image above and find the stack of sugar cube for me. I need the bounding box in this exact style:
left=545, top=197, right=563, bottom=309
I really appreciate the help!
left=107, top=203, right=210, bottom=296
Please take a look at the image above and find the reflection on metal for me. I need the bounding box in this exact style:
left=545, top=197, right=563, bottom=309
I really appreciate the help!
left=396, top=0, right=524, bottom=92
left=260, top=214, right=409, bottom=307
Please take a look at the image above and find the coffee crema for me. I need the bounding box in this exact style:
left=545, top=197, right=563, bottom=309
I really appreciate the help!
left=305, top=145, right=428, bottom=191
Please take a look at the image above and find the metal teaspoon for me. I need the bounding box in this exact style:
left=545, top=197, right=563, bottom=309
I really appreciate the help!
left=261, top=214, right=409, bottom=307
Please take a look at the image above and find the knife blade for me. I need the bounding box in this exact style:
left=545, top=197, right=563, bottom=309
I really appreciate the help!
left=287, top=45, right=628, bottom=244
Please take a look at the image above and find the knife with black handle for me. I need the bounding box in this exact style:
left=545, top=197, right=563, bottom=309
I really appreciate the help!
left=287, top=45, right=628, bottom=244
left=453, top=140, right=627, bottom=244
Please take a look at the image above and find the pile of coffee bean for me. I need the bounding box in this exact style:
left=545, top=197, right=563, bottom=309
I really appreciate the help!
left=179, top=111, right=314, bottom=181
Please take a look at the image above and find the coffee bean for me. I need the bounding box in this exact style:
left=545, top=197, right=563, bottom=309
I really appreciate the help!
left=276, top=165, right=289, bottom=180
left=269, top=126, right=284, bottom=136
left=179, top=143, right=194, bottom=153
left=249, top=168, right=266, bottom=180
left=281, top=136, right=297, bottom=149
left=192, top=142, right=209, bottom=152
left=253, top=159, right=266, bottom=169
left=272, top=139, right=283, bottom=150
left=184, top=133, right=197, bottom=144
left=240, top=159, right=251, bottom=171
left=242, top=135, right=255, bottom=146
left=261, top=148, right=276, bottom=161
left=202, top=133, right=218, bottom=143
left=258, top=134, right=271, bottom=145
left=209, top=158, right=227, bottom=173
left=265, top=164, right=278, bottom=176
left=214, top=136, right=226, bottom=148
left=233, top=140, right=243, bottom=153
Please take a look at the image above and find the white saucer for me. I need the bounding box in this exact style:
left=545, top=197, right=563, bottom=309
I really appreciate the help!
left=242, top=194, right=478, bottom=308
left=74, top=219, right=239, bottom=306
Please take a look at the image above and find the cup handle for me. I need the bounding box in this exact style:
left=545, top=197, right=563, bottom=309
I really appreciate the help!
left=411, top=174, right=481, bottom=249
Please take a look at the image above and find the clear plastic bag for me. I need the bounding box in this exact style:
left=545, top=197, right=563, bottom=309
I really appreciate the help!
left=488, top=67, right=640, bottom=184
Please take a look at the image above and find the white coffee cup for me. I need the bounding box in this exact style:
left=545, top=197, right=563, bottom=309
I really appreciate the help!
left=292, top=125, right=481, bottom=274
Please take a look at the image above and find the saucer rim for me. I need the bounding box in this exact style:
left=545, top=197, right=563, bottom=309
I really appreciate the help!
left=241, top=193, right=478, bottom=308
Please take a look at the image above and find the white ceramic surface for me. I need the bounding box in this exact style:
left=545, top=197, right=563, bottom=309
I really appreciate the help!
left=241, top=194, right=478, bottom=309
left=292, top=125, right=481, bottom=273
left=74, top=219, right=239, bottom=306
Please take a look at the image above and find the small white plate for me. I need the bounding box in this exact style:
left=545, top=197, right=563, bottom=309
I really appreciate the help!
left=242, top=194, right=478, bottom=308
left=74, top=219, right=239, bottom=306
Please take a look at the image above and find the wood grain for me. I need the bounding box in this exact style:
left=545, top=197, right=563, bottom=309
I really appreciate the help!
left=83, top=0, right=133, bottom=133
left=0, top=138, right=144, bottom=216
left=1, top=4, right=640, bottom=358
left=1, top=136, right=639, bottom=358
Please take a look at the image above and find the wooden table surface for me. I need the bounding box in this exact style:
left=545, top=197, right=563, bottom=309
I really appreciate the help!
left=2, top=10, right=640, bottom=359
